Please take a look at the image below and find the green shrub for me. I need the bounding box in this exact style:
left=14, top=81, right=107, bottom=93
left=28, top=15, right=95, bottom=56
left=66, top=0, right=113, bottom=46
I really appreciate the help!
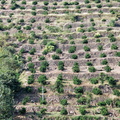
left=20, top=48, right=26, bottom=54
left=28, top=74, right=34, bottom=84
left=60, top=107, right=68, bottom=115
left=57, top=74, right=63, bottom=81
left=72, top=62, right=80, bottom=72
left=40, top=98, right=47, bottom=104
left=25, top=86, right=32, bottom=93
left=84, top=46, right=90, bottom=51
left=92, top=87, right=102, bottom=95
left=19, top=107, right=26, bottom=115
left=79, top=107, right=86, bottom=115
left=44, top=1, right=49, bottom=5
left=85, top=53, right=91, bottom=59
left=45, top=18, right=50, bottom=23
left=100, top=53, right=106, bottom=58
left=56, top=48, right=62, bottom=54
left=22, top=96, right=30, bottom=105
left=27, top=56, right=32, bottom=62
left=58, top=61, right=64, bottom=71
left=100, top=107, right=109, bottom=115
left=116, top=52, right=120, bottom=57
left=29, top=48, right=36, bottom=55
left=31, top=11, right=36, bottom=16
left=111, top=44, right=118, bottom=50
left=86, top=62, right=93, bottom=66
left=98, top=101, right=106, bottom=106
left=38, top=87, right=47, bottom=93
left=96, top=4, right=102, bottom=8
left=39, top=56, right=45, bottom=61
left=101, top=59, right=108, bottom=65
left=104, top=65, right=111, bottom=72
left=74, top=87, right=83, bottom=93
left=98, top=45, right=103, bottom=51
left=82, top=39, right=88, bottom=44
left=77, top=97, right=87, bottom=104
left=73, top=76, right=82, bottom=85
left=60, top=99, right=68, bottom=105
left=68, top=46, right=76, bottom=53
left=89, top=78, right=98, bottom=84
left=113, top=89, right=120, bottom=96
left=85, top=0, right=90, bottom=4
left=32, top=1, right=37, bottom=5
left=27, top=63, right=36, bottom=73
left=52, top=54, right=60, bottom=60
left=71, top=54, right=78, bottom=59
left=38, top=75, right=47, bottom=85
left=88, top=66, right=96, bottom=72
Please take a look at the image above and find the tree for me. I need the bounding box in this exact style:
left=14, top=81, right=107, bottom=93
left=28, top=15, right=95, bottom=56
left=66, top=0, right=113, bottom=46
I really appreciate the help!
left=92, top=87, right=102, bottom=95
left=74, top=87, right=83, bottom=94
left=58, top=61, right=64, bottom=71
left=89, top=78, right=98, bottom=84
left=100, top=107, right=109, bottom=115
left=79, top=107, right=86, bottom=115
left=60, top=99, right=68, bottom=105
left=104, top=65, right=111, bottom=72
left=73, top=76, right=82, bottom=85
left=38, top=75, right=47, bottom=85
left=72, top=62, right=80, bottom=72
left=60, top=107, right=68, bottom=115
left=0, top=84, right=13, bottom=119
left=68, top=46, right=76, bottom=53
left=28, top=74, right=34, bottom=84
left=88, top=66, right=96, bottom=72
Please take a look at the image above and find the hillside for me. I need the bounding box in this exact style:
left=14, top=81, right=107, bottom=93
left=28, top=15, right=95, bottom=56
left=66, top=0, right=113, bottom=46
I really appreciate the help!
left=0, top=0, right=120, bottom=120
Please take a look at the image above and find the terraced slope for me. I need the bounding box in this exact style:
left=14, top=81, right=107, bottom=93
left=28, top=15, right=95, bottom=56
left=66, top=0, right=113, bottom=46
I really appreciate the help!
left=1, top=0, right=120, bottom=119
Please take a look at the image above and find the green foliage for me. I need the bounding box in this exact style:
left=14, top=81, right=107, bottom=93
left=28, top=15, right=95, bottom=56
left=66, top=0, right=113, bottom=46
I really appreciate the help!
left=27, top=63, right=36, bottom=73
left=111, top=44, right=118, bottom=50
left=71, top=54, right=78, bottom=59
left=79, top=107, right=86, bottom=115
left=29, top=48, right=36, bottom=55
left=100, top=53, right=106, bottom=58
left=56, top=48, right=62, bottom=54
left=32, top=1, right=37, bottom=5
left=74, top=87, right=83, bottom=94
left=84, top=46, right=90, bottom=51
left=88, top=66, right=96, bottom=72
left=60, top=107, right=68, bottom=115
left=77, top=97, right=87, bottom=104
left=40, top=98, right=47, bottom=104
left=52, top=54, right=60, bottom=60
left=101, top=59, right=108, bottom=65
left=72, top=62, right=80, bottom=72
left=116, top=52, right=120, bottom=57
left=22, top=96, right=30, bottom=105
left=58, top=61, right=64, bottom=71
left=38, top=75, right=47, bottom=85
left=92, top=87, right=102, bottom=95
left=86, top=62, right=93, bottom=66
left=60, top=99, right=68, bottom=105
left=104, top=65, right=111, bottom=72
left=44, top=1, right=49, bottom=5
left=85, top=53, right=91, bottom=59
left=39, top=56, right=45, bottom=61
left=38, top=87, right=47, bottom=93
left=98, top=101, right=106, bottom=106
left=98, top=45, right=103, bottom=51
left=89, top=78, right=98, bottom=84
left=28, top=74, right=34, bottom=84
left=73, top=76, right=82, bottom=85
left=40, top=61, right=49, bottom=72
left=68, top=46, right=76, bottom=53
left=100, top=107, right=109, bottom=115
left=19, top=107, right=26, bottom=115
left=113, top=89, right=120, bottom=96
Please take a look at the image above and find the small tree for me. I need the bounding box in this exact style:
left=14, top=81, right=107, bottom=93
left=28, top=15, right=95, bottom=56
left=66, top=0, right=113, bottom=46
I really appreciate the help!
left=60, top=99, right=68, bottom=105
left=79, top=107, right=86, bottom=115
left=104, top=65, right=111, bottom=72
left=84, top=46, right=90, bottom=51
left=101, top=59, right=108, bottom=65
left=60, top=107, right=68, bottom=115
left=74, top=87, right=83, bottom=94
left=29, top=48, right=36, bottom=55
left=68, top=46, right=76, bottom=53
left=72, top=62, right=80, bottom=72
left=38, top=75, right=47, bottom=85
left=88, top=66, right=96, bottom=72
left=89, top=78, right=98, bottom=84
left=52, top=54, right=60, bottom=60
left=71, top=54, right=78, bottom=59
left=100, top=107, right=109, bottom=115
left=73, top=76, right=82, bottom=85
left=92, top=87, right=102, bottom=95
left=85, top=53, right=91, bottom=59
left=28, top=74, right=34, bottom=84
left=19, top=107, right=26, bottom=115
left=58, top=61, right=64, bottom=71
